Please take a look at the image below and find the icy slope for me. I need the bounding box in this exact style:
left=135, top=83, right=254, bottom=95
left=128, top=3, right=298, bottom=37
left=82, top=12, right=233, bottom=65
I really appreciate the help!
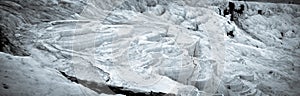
left=0, top=0, right=300, bottom=96
left=221, top=1, right=300, bottom=95
left=0, top=52, right=112, bottom=96
left=0, top=0, right=86, bottom=56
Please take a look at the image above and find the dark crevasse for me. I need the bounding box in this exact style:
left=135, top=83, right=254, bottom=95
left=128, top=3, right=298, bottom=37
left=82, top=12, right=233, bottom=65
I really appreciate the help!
left=59, top=71, right=176, bottom=96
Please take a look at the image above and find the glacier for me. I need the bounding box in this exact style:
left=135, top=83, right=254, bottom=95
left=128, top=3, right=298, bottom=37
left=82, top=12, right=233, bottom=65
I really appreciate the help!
left=0, top=0, right=299, bottom=96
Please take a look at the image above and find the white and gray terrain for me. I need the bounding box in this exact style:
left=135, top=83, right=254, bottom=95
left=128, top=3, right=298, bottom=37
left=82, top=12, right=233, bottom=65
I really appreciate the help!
left=0, top=0, right=300, bottom=96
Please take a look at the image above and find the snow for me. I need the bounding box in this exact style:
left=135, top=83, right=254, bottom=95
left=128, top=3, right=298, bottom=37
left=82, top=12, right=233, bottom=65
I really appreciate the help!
left=0, top=52, right=114, bottom=96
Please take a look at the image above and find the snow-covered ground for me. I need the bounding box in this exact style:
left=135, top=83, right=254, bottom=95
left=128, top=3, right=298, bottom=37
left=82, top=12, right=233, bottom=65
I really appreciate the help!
left=0, top=0, right=299, bottom=96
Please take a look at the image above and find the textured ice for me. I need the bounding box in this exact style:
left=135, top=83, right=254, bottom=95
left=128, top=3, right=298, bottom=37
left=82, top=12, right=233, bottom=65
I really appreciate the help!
left=0, top=0, right=300, bottom=96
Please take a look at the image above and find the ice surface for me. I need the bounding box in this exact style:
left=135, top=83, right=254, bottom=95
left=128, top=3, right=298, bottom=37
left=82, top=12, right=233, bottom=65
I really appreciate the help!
left=0, top=0, right=300, bottom=96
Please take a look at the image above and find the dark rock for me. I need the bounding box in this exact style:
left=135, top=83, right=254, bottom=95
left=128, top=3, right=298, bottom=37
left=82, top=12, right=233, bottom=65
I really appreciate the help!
left=108, top=85, right=176, bottom=96
left=229, top=2, right=235, bottom=21
left=227, top=31, right=235, bottom=37
left=268, top=71, right=273, bottom=74
left=258, top=10, right=263, bottom=15
left=223, top=8, right=229, bottom=17
left=2, top=83, right=9, bottom=89
left=59, top=71, right=78, bottom=83
left=236, top=4, right=245, bottom=16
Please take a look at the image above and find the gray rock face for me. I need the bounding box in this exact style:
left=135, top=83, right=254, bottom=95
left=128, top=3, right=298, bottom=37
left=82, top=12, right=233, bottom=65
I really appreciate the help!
left=0, top=0, right=300, bottom=96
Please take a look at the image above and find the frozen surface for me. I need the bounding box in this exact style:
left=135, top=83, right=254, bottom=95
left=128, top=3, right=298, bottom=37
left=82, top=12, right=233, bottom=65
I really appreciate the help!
left=0, top=52, right=121, bottom=96
left=0, top=0, right=300, bottom=96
